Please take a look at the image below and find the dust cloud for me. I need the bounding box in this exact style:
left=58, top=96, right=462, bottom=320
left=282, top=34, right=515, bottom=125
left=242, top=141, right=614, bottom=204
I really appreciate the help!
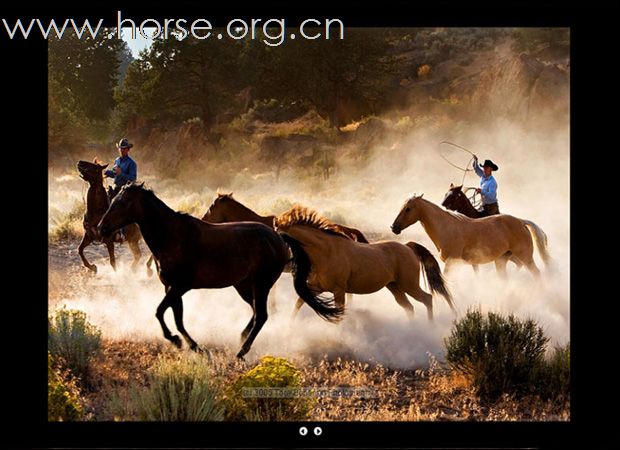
left=48, top=115, right=569, bottom=369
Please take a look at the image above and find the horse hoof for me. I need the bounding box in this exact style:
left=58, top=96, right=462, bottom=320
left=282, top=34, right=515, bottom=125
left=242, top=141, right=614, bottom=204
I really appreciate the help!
left=90, top=264, right=98, bottom=274
left=236, top=350, right=247, bottom=360
left=170, top=335, right=182, bottom=348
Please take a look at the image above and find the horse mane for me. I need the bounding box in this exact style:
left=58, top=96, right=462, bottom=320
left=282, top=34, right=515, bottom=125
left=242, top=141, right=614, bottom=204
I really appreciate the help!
left=122, top=183, right=194, bottom=219
left=276, top=205, right=352, bottom=239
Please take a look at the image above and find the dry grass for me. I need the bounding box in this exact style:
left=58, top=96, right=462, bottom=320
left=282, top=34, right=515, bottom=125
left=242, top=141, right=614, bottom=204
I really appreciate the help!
left=81, top=341, right=569, bottom=421
left=49, top=201, right=84, bottom=243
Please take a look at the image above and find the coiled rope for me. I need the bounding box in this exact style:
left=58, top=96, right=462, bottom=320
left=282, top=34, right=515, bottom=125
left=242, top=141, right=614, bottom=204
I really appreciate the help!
left=437, top=141, right=481, bottom=208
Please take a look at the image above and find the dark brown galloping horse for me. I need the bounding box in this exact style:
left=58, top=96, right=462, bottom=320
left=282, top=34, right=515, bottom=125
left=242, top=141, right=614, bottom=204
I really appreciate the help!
left=98, top=183, right=343, bottom=358
left=145, top=192, right=368, bottom=277
left=76, top=160, right=142, bottom=273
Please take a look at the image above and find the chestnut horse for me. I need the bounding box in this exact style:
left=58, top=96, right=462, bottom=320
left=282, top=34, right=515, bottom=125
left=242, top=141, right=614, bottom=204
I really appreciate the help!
left=276, top=206, right=454, bottom=321
left=391, top=194, right=549, bottom=277
left=98, top=183, right=343, bottom=358
left=76, top=160, right=142, bottom=273
left=202, top=193, right=370, bottom=314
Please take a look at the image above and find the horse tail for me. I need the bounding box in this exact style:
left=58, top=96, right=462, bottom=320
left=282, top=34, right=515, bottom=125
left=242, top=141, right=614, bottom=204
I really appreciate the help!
left=522, top=220, right=551, bottom=267
left=279, top=234, right=344, bottom=323
left=406, top=242, right=455, bottom=313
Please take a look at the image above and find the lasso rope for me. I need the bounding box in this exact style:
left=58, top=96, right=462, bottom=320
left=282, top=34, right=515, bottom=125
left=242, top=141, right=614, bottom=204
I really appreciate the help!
left=438, top=141, right=477, bottom=187
left=463, top=186, right=482, bottom=210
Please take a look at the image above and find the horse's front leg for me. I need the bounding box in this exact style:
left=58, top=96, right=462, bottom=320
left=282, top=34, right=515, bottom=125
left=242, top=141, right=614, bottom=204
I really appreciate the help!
left=494, top=254, right=509, bottom=279
left=78, top=233, right=97, bottom=274
left=169, top=288, right=197, bottom=351
left=127, top=239, right=141, bottom=271
left=105, top=240, right=116, bottom=271
left=155, top=286, right=182, bottom=348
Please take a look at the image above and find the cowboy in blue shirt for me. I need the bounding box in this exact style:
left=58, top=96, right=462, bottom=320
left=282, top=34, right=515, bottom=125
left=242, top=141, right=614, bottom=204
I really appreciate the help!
left=105, top=138, right=137, bottom=197
left=472, top=156, right=500, bottom=216
left=104, top=138, right=137, bottom=241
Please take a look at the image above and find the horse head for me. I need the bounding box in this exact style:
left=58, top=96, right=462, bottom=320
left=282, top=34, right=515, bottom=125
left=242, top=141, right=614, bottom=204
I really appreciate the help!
left=390, top=193, right=424, bottom=235
left=442, top=183, right=466, bottom=210
left=98, top=182, right=144, bottom=238
left=77, top=159, right=108, bottom=183
left=202, top=191, right=234, bottom=222
left=442, top=183, right=481, bottom=218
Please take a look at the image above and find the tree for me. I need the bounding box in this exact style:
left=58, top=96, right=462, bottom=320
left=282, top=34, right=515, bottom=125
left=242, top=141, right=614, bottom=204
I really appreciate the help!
left=48, top=31, right=129, bottom=148
left=116, top=33, right=255, bottom=132
left=257, top=29, right=401, bottom=128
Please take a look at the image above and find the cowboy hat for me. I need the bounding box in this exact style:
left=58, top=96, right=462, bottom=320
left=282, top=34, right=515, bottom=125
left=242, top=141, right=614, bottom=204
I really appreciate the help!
left=480, top=159, right=498, bottom=171
left=116, top=138, right=133, bottom=149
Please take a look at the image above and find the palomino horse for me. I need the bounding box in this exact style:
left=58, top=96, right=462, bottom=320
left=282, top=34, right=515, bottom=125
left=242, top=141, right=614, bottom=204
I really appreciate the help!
left=98, top=183, right=343, bottom=359
left=276, top=206, right=454, bottom=321
left=391, top=194, right=550, bottom=277
left=442, top=184, right=550, bottom=272
left=76, top=160, right=142, bottom=273
left=202, top=192, right=370, bottom=313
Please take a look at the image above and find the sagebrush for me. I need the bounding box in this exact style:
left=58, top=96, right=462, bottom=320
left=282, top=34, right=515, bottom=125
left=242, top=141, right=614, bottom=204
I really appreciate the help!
left=113, top=354, right=224, bottom=421
left=48, top=307, right=102, bottom=384
left=445, top=309, right=553, bottom=400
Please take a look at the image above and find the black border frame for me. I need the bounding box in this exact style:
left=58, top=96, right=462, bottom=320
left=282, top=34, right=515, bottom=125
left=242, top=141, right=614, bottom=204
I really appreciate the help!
left=1, top=1, right=611, bottom=448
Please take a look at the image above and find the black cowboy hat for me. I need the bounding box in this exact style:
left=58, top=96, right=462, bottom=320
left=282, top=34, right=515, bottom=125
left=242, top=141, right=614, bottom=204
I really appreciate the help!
left=480, top=159, right=498, bottom=171
left=116, top=138, right=133, bottom=149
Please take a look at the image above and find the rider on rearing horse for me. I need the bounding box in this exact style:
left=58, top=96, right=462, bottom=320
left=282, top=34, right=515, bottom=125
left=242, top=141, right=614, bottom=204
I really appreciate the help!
left=105, top=138, right=137, bottom=197
left=105, top=138, right=137, bottom=239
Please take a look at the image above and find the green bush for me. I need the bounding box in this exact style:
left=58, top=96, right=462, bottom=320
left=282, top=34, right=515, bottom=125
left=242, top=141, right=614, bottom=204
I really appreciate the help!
left=533, top=343, right=570, bottom=401
left=224, top=356, right=313, bottom=421
left=122, top=355, right=224, bottom=421
left=48, top=353, right=83, bottom=421
left=444, top=309, right=549, bottom=400
left=48, top=308, right=102, bottom=384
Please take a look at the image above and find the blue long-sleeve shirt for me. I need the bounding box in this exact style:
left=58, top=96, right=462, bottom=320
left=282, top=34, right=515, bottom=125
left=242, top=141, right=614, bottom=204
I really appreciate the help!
left=473, top=161, right=498, bottom=204
left=105, top=155, right=137, bottom=187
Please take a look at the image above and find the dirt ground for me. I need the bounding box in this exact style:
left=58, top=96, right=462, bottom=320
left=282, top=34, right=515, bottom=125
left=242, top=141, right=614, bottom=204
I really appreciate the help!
left=49, top=237, right=569, bottom=421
